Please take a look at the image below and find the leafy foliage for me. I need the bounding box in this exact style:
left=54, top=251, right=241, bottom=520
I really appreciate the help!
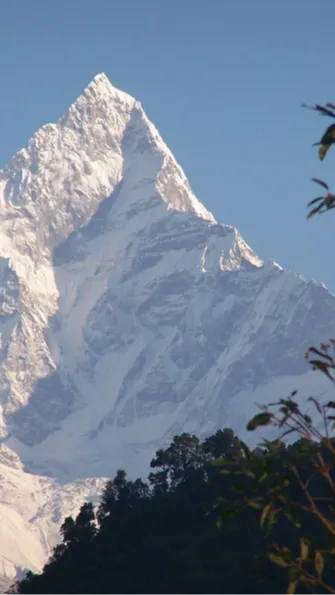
left=220, top=381, right=335, bottom=593
left=11, top=429, right=290, bottom=594
left=10, top=422, right=335, bottom=594
left=7, top=422, right=335, bottom=595
left=303, top=102, right=335, bottom=162
left=303, top=102, right=335, bottom=217
left=307, top=179, right=335, bottom=220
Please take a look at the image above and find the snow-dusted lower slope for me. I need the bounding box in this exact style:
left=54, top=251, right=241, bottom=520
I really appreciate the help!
left=0, top=445, right=105, bottom=581
left=0, top=73, right=335, bottom=576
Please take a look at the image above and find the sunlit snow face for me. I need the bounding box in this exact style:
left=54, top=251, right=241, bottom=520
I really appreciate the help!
left=0, top=73, right=334, bottom=582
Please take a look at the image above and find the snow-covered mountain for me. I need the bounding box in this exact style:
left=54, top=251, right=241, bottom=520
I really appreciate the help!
left=0, top=72, right=335, bottom=580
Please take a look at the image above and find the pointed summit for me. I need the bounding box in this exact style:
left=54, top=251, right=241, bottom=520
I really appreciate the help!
left=79, top=72, right=136, bottom=107
left=1, top=71, right=335, bottom=584
left=0, top=72, right=215, bottom=259
left=87, top=72, right=126, bottom=97
left=87, top=72, right=122, bottom=93
left=90, top=72, right=110, bottom=86
left=65, top=72, right=136, bottom=124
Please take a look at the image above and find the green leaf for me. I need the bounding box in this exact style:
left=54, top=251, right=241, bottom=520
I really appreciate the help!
left=247, top=412, right=273, bottom=431
left=211, top=458, right=235, bottom=467
left=260, top=503, right=272, bottom=528
left=268, top=552, right=289, bottom=567
left=265, top=509, right=279, bottom=536
left=307, top=209, right=317, bottom=220
left=244, top=469, right=256, bottom=479
left=289, top=567, right=300, bottom=580
left=300, top=538, right=309, bottom=561
left=315, top=551, right=324, bottom=576
left=287, top=580, right=297, bottom=594
left=327, top=401, right=335, bottom=408
left=309, top=359, right=333, bottom=380
left=245, top=498, right=262, bottom=510
left=216, top=517, right=223, bottom=530
left=259, top=472, right=268, bottom=483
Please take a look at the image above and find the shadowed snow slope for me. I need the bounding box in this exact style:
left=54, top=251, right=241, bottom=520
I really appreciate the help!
left=0, top=73, right=335, bottom=577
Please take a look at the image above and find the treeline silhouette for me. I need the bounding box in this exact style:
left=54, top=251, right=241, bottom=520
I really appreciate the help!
left=10, top=428, right=335, bottom=594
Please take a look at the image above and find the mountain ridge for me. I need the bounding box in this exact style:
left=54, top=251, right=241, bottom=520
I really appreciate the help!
left=0, top=74, right=334, bottom=579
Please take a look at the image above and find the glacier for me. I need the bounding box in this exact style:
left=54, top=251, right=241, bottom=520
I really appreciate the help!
left=0, top=72, right=334, bottom=581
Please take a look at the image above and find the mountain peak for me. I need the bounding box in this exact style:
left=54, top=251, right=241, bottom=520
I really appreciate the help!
left=90, top=72, right=110, bottom=86
left=87, top=72, right=122, bottom=94
left=0, top=73, right=215, bottom=260
left=1, top=74, right=335, bottom=580
left=79, top=72, right=136, bottom=108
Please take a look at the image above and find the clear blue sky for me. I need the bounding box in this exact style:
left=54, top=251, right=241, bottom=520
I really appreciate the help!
left=1, top=0, right=335, bottom=289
